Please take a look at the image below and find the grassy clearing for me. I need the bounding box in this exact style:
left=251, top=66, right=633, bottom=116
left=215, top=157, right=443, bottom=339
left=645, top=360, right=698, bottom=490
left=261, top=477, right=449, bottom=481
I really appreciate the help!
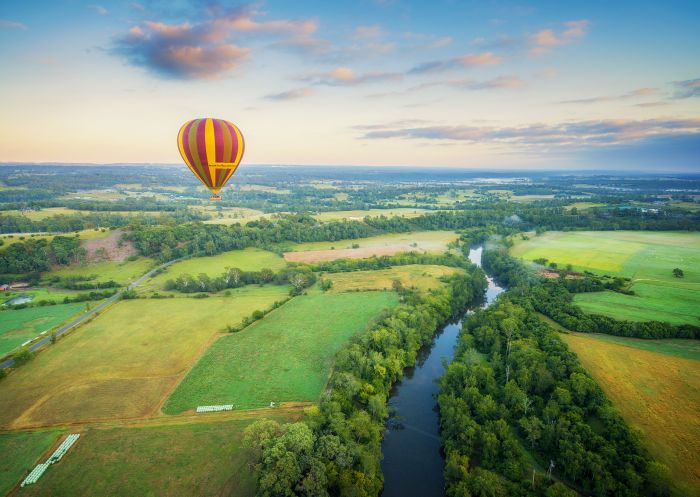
left=142, top=248, right=286, bottom=292
left=0, top=286, right=290, bottom=428
left=191, top=205, right=269, bottom=225
left=17, top=415, right=297, bottom=497
left=164, top=291, right=399, bottom=412
left=511, top=231, right=700, bottom=325
left=284, top=231, right=458, bottom=263
left=313, top=208, right=430, bottom=222
left=48, top=257, right=154, bottom=285
left=0, top=303, right=85, bottom=357
left=325, top=265, right=461, bottom=293
left=564, top=202, right=604, bottom=210
left=562, top=332, right=700, bottom=497
left=1, top=288, right=88, bottom=305
left=0, top=429, right=63, bottom=496
left=2, top=207, right=82, bottom=221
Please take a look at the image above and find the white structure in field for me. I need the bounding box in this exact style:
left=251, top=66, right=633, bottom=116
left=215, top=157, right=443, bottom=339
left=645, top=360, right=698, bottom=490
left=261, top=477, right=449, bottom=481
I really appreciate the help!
left=196, top=404, right=233, bottom=413
left=21, top=434, right=80, bottom=487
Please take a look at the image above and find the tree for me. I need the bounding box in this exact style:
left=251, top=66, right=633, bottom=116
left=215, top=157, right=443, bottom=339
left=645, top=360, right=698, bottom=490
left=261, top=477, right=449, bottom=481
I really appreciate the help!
left=673, top=268, right=684, bottom=278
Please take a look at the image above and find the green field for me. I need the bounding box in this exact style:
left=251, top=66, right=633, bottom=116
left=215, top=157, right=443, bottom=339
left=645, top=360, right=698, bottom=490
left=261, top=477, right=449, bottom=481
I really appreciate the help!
left=49, top=257, right=154, bottom=285
left=564, top=332, right=700, bottom=361
left=1, top=288, right=94, bottom=305
left=142, top=248, right=286, bottom=292
left=164, top=291, right=399, bottom=412
left=0, top=286, right=290, bottom=428
left=0, top=303, right=85, bottom=357
left=511, top=231, right=700, bottom=325
left=313, top=208, right=430, bottom=222
left=17, top=417, right=294, bottom=497
left=325, top=264, right=462, bottom=293
left=287, top=230, right=458, bottom=252
left=562, top=332, right=700, bottom=496
left=0, top=429, right=63, bottom=496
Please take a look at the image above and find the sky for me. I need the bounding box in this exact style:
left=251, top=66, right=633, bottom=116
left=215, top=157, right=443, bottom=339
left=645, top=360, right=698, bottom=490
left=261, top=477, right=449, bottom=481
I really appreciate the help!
left=0, top=0, right=699, bottom=171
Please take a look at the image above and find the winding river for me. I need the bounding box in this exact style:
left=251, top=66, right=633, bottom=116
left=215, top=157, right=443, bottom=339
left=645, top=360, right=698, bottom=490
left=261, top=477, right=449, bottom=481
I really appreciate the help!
left=380, top=246, right=504, bottom=497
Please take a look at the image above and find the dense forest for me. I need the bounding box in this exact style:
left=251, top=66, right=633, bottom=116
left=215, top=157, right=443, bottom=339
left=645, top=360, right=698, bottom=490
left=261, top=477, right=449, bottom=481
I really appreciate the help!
left=439, top=296, right=670, bottom=497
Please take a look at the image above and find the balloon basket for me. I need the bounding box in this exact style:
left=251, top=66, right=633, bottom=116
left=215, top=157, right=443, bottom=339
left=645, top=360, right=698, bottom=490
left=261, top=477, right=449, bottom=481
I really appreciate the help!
left=210, top=195, right=222, bottom=201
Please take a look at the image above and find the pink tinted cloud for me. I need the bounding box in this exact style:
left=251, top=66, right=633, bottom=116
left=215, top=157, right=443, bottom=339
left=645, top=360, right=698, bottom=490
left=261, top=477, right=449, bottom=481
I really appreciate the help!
left=530, top=20, right=589, bottom=55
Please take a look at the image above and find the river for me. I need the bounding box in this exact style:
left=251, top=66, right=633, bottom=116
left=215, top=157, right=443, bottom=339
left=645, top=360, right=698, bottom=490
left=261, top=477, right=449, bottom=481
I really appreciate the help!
left=380, top=246, right=505, bottom=497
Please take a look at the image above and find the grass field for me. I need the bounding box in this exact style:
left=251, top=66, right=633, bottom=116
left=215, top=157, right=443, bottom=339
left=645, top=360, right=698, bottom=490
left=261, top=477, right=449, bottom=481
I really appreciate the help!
left=142, top=248, right=286, bottom=292
left=0, top=429, right=63, bottom=496
left=284, top=231, right=458, bottom=263
left=313, top=208, right=430, bottom=222
left=0, top=303, right=85, bottom=358
left=0, top=286, right=290, bottom=428
left=2, top=288, right=88, bottom=305
left=562, top=332, right=700, bottom=497
left=16, top=416, right=295, bottom=497
left=48, top=257, right=154, bottom=285
left=2, top=207, right=82, bottom=220
left=164, top=291, right=399, bottom=412
left=564, top=202, right=604, bottom=210
left=511, top=231, right=700, bottom=325
left=325, top=265, right=461, bottom=293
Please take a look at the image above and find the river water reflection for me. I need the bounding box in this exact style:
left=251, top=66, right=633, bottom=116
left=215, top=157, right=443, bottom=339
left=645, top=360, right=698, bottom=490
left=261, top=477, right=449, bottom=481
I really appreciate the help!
left=380, top=246, right=504, bottom=497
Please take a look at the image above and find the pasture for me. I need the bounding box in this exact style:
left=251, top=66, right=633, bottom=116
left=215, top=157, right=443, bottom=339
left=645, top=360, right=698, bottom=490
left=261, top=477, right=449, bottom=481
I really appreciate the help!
left=313, top=208, right=430, bottom=222
left=284, top=230, right=458, bottom=263
left=0, top=286, right=290, bottom=428
left=0, top=429, right=63, bottom=496
left=164, top=291, right=399, bottom=412
left=2, top=287, right=89, bottom=305
left=0, top=303, right=85, bottom=357
left=49, top=256, right=154, bottom=285
left=142, top=248, right=286, bottom=292
left=15, top=416, right=295, bottom=497
left=510, top=231, right=700, bottom=325
left=324, top=264, right=462, bottom=293
left=562, top=332, right=700, bottom=497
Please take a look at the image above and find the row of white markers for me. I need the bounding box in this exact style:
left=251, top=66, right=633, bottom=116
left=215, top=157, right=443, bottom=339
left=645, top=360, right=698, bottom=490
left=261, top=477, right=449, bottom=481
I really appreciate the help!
left=21, top=434, right=80, bottom=487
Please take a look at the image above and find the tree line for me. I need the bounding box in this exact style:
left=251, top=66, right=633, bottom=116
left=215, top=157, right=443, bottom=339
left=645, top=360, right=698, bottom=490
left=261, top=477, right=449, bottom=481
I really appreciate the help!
left=243, top=269, right=487, bottom=497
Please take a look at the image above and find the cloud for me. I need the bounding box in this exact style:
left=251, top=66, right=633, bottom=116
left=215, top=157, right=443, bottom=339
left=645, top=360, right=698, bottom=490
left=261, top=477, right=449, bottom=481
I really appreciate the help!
left=0, top=19, right=27, bottom=30
left=112, top=7, right=319, bottom=79
left=358, top=118, right=700, bottom=150
left=530, top=20, right=589, bottom=55
left=354, top=25, right=382, bottom=39
left=304, top=67, right=402, bottom=86
left=265, top=87, right=315, bottom=101
left=672, top=78, right=700, bottom=99
left=409, top=51, right=502, bottom=74
left=560, top=87, right=658, bottom=105
left=89, top=5, right=109, bottom=15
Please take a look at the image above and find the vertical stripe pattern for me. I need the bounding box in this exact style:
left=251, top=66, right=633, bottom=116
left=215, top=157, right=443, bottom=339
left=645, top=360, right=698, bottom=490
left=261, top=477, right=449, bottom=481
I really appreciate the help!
left=177, top=118, right=245, bottom=195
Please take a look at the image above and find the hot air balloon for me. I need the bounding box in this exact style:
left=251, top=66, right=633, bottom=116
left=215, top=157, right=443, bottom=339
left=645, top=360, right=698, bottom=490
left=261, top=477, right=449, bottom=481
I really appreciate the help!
left=177, top=118, right=245, bottom=200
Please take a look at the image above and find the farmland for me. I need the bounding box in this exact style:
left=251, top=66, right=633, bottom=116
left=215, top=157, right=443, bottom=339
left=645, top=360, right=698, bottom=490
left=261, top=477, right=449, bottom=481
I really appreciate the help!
left=284, top=230, right=458, bottom=263
left=164, top=291, right=399, bottom=412
left=324, top=264, right=462, bottom=293
left=0, top=429, right=63, bottom=496
left=49, top=257, right=154, bottom=285
left=313, top=208, right=430, bottom=222
left=0, top=286, right=290, bottom=428
left=0, top=303, right=85, bottom=357
left=142, top=248, right=286, bottom=292
left=16, top=415, right=297, bottom=497
left=510, top=231, right=700, bottom=325
left=562, top=332, right=700, bottom=496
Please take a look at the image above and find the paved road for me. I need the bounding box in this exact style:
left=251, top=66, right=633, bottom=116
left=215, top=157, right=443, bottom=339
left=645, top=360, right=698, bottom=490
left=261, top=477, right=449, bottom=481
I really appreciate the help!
left=0, top=257, right=184, bottom=369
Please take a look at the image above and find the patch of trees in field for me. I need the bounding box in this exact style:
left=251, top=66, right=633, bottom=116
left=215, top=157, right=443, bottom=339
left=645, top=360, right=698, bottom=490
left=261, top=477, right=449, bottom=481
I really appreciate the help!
left=163, top=266, right=317, bottom=295
left=0, top=236, right=84, bottom=277
left=441, top=296, right=671, bottom=497
left=243, top=270, right=487, bottom=497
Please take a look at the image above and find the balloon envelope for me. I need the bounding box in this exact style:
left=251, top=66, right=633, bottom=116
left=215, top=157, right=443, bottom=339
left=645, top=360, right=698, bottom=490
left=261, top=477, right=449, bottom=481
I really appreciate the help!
left=177, top=118, right=245, bottom=198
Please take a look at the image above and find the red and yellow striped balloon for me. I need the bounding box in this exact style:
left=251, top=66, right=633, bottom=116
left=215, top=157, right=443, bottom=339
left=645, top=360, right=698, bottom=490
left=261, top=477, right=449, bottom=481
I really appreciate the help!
left=177, top=118, right=245, bottom=200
